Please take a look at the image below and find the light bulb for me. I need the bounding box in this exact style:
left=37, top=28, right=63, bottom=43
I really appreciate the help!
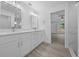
left=12, top=1, right=16, bottom=5
left=14, top=22, right=17, bottom=24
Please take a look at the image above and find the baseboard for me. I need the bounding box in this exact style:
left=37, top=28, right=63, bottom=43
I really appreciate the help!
left=69, top=48, right=77, bottom=57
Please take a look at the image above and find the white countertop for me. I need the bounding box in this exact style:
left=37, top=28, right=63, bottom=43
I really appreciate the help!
left=0, top=29, right=44, bottom=36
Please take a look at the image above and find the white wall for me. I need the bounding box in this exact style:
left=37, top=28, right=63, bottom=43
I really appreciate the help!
left=0, top=3, right=1, bottom=14
left=16, top=2, right=32, bottom=30
left=78, top=3, right=79, bottom=57
left=21, top=5, right=31, bottom=30
left=65, top=2, right=78, bottom=55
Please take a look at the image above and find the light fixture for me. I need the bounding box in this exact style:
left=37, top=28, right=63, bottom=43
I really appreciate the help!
left=28, top=2, right=32, bottom=6
left=16, top=4, right=20, bottom=8
left=12, top=1, right=16, bottom=5
left=14, top=22, right=17, bottom=25
left=31, top=12, right=37, bottom=16
left=12, top=1, right=22, bottom=9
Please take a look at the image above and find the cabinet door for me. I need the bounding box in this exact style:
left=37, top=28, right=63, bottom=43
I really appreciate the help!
left=21, top=33, right=31, bottom=57
left=31, top=31, right=44, bottom=49
left=0, top=40, right=20, bottom=57
left=32, top=32, right=40, bottom=49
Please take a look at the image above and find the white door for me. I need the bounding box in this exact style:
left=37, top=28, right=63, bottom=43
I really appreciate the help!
left=0, top=40, right=20, bottom=57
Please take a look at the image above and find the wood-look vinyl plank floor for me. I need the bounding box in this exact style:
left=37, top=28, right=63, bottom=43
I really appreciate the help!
left=27, top=34, right=71, bottom=57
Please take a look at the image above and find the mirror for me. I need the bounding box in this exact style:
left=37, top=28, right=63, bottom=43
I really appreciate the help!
left=14, top=9, right=21, bottom=29
left=0, top=1, right=22, bottom=31
left=31, top=12, right=38, bottom=30
left=0, top=14, right=11, bottom=29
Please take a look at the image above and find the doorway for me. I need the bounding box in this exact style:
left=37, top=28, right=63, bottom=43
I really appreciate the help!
left=51, top=10, right=65, bottom=45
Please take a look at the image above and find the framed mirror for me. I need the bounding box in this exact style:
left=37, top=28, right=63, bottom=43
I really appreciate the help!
left=31, top=12, right=38, bottom=30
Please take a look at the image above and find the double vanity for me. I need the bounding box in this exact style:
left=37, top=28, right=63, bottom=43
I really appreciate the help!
left=0, top=29, right=45, bottom=57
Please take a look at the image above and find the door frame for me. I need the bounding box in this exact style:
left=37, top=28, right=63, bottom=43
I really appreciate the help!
left=50, top=9, right=66, bottom=47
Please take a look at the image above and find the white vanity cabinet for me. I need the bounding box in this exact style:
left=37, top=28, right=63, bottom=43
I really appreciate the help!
left=31, top=32, right=39, bottom=49
left=0, top=35, right=22, bottom=57
left=0, top=30, right=44, bottom=57
left=0, top=40, right=20, bottom=57
left=21, top=31, right=44, bottom=56
left=0, top=33, right=31, bottom=57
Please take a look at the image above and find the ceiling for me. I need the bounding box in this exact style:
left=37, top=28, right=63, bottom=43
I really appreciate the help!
left=24, top=1, right=70, bottom=12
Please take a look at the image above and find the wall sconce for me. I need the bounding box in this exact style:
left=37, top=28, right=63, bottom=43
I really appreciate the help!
left=14, top=22, right=17, bottom=25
